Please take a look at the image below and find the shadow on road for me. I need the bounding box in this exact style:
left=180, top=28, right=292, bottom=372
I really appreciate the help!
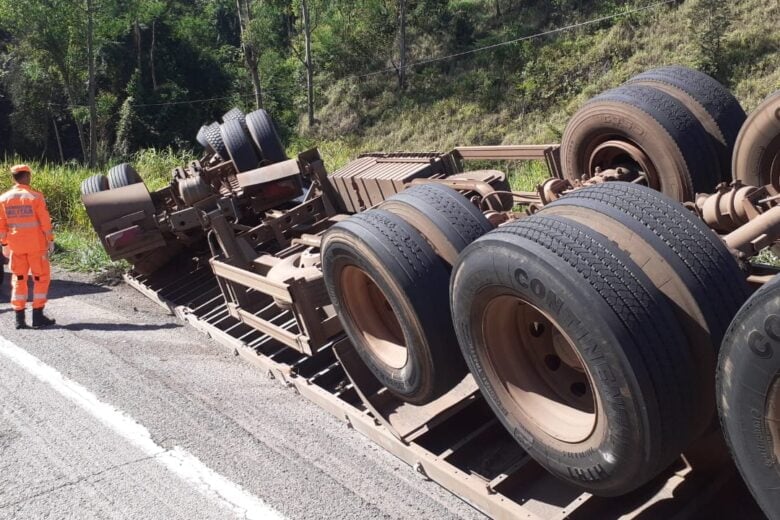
left=47, top=279, right=112, bottom=299
left=0, top=275, right=111, bottom=300
left=61, top=322, right=181, bottom=332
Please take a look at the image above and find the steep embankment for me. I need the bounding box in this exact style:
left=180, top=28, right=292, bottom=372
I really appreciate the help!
left=308, top=0, right=778, bottom=167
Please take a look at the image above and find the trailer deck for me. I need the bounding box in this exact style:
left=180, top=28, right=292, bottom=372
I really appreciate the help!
left=124, top=259, right=737, bottom=520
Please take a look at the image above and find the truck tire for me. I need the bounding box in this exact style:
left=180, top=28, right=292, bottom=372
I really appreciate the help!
left=107, top=163, right=142, bottom=189
left=561, top=84, right=720, bottom=201
left=542, top=182, right=750, bottom=437
left=220, top=119, right=259, bottom=173
left=718, top=274, right=780, bottom=519
left=732, top=90, right=780, bottom=188
left=80, top=174, right=109, bottom=195
left=322, top=209, right=466, bottom=405
left=203, top=122, right=227, bottom=159
left=451, top=214, right=696, bottom=496
left=196, top=125, right=211, bottom=151
left=626, top=66, right=746, bottom=182
left=222, top=107, right=245, bottom=124
left=379, top=184, right=493, bottom=265
left=246, top=109, right=287, bottom=163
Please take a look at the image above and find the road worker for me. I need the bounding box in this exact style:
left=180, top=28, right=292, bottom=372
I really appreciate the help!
left=0, top=164, right=56, bottom=329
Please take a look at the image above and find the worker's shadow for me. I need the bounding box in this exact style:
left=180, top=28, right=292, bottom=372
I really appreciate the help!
left=47, top=279, right=112, bottom=299
left=0, top=276, right=111, bottom=300
left=61, top=322, right=181, bottom=332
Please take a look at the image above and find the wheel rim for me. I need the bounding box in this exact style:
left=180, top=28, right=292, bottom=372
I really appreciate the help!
left=340, top=265, right=408, bottom=369
left=588, top=139, right=660, bottom=189
left=766, top=133, right=780, bottom=189
left=482, top=295, right=597, bottom=443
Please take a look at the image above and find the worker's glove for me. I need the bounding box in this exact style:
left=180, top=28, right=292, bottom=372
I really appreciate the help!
left=47, top=241, right=55, bottom=257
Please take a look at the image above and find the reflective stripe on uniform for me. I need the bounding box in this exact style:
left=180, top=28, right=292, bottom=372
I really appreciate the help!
left=0, top=192, right=41, bottom=202
left=9, top=222, right=40, bottom=229
left=33, top=293, right=47, bottom=300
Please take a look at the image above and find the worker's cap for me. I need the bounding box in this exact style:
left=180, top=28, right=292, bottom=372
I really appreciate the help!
left=10, top=164, right=31, bottom=175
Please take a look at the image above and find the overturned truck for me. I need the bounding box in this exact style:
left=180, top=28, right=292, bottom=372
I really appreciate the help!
left=82, top=67, right=780, bottom=518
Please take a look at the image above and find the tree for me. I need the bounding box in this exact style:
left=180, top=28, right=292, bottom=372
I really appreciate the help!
left=87, top=0, right=98, bottom=166
left=286, top=0, right=318, bottom=127
left=0, top=0, right=125, bottom=164
left=397, top=0, right=407, bottom=90
left=301, top=0, right=315, bottom=126
left=236, top=0, right=264, bottom=109
left=688, top=0, right=731, bottom=80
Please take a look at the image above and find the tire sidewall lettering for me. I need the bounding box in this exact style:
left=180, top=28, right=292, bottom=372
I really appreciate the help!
left=597, top=113, right=646, bottom=137
left=747, top=313, right=780, bottom=359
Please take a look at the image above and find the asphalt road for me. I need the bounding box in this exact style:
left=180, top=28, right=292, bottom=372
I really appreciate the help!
left=0, top=269, right=486, bottom=520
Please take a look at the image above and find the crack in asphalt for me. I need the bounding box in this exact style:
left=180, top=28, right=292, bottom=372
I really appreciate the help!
left=0, top=454, right=157, bottom=510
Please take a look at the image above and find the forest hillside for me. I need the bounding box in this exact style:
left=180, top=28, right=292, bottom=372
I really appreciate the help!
left=1, top=0, right=776, bottom=167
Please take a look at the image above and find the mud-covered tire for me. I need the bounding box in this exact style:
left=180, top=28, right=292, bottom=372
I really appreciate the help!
left=451, top=214, right=696, bottom=496
left=322, top=209, right=467, bottom=405
left=80, top=174, right=109, bottom=196
left=203, top=122, right=227, bottom=159
left=379, top=184, right=493, bottom=265
left=627, top=66, right=746, bottom=182
left=732, top=90, right=780, bottom=188
left=220, top=119, right=259, bottom=173
left=542, top=182, right=750, bottom=438
left=107, top=163, right=143, bottom=189
left=196, top=125, right=210, bottom=151
left=222, top=107, right=245, bottom=124
left=718, top=274, right=780, bottom=519
left=561, top=84, right=721, bottom=201
left=246, top=109, right=287, bottom=163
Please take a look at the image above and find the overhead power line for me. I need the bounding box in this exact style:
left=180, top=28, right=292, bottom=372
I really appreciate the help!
left=346, top=0, right=677, bottom=80
left=130, top=95, right=237, bottom=108
left=34, top=0, right=676, bottom=112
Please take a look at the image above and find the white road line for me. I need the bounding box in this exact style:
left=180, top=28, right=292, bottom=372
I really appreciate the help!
left=0, top=336, right=286, bottom=520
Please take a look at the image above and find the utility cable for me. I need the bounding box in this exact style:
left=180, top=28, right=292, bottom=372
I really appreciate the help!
left=23, top=0, right=677, bottom=112
left=344, top=0, right=677, bottom=80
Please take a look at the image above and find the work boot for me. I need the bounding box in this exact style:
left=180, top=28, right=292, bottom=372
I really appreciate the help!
left=32, top=308, right=55, bottom=328
left=15, top=310, right=27, bottom=329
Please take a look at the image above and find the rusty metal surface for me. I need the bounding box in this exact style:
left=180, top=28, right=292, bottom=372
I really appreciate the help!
left=453, top=145, right=558, bottom=161
left=81, top=183, right=167, bottom=259
left=329, top=152, right=451, bottom=212
left=724, top=204, right=780, bottom=256
left=123, top=261, right=737, bottom=520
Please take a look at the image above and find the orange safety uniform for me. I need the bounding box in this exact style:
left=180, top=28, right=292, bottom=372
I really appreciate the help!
left=0, top=183, right=54, bottom=311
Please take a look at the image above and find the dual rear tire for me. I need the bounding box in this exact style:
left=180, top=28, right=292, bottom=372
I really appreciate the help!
left=197, top=107, right=287, bottom=170
left=561, top=66, right=746, bottom=201
left=321, top=184, right=492, bottom=404
left=322, top=180, right=750, bottom=495
left=450, top=183, right=749, bottom=496
left=452, top=211, right=695, bottom=495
